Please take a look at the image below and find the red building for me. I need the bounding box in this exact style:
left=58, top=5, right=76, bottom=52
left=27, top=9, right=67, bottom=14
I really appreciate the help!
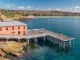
left=0, top=20, right=28, bottom=35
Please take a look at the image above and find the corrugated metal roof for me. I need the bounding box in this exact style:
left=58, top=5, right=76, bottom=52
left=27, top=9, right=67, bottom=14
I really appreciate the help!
left=0, top=20, right=27, bottom=27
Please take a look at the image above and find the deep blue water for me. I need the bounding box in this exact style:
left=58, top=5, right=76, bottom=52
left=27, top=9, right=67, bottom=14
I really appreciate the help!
left=20, top=18, right=80, bottom=60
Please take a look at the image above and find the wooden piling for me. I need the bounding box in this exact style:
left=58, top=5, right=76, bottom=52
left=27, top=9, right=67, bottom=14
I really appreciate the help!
left=34, top=38, right=37, bottom=46
left=27, top=39, right=30, bottom=45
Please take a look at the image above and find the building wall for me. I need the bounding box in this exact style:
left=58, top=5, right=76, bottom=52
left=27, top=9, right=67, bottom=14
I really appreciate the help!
left=0, top=25, right=28, bottom=35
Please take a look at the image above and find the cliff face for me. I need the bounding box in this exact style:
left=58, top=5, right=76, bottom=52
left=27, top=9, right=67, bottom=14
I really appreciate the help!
left=0, top=9, right=24, bottom=20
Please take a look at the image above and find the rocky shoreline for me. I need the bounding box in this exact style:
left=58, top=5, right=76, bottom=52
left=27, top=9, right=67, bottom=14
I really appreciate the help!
left=0, top=41, right=27, bottom=60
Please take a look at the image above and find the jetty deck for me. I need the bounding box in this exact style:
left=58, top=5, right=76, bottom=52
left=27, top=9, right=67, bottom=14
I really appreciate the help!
left=0, top=28, right=75, bottom=49
left=0, top=28, right=74, bottom=41
left=27, top=29, right=74, bottom=41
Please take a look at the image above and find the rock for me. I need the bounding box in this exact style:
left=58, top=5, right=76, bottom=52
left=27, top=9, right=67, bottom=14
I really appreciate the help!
left=0, top=49, right=5, bottom=57
left=11, top=52, right=22, bottom=57
left=22, top=42, right=27, bottom=46
left=2, top=41, right=23, bottom=53
left=0, top=41, right=25, bottom=58
left=0, top=57, right=10, bottom=60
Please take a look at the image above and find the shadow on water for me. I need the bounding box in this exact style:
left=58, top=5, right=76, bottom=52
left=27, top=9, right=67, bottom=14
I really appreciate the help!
left=38, top=38, right=71, bottom=53
left=9, top=38, right=73, bottom=60
left=45, top=40, right=71, bottom=53
left=23, top=38, right=72, bottom=54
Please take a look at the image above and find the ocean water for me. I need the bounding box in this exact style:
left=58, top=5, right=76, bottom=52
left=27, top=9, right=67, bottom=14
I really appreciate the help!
left=20, top=18, right=80, bottom=60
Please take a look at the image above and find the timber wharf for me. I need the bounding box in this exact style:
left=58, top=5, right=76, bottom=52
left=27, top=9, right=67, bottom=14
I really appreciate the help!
left=0, top=28, right=75, bottom=49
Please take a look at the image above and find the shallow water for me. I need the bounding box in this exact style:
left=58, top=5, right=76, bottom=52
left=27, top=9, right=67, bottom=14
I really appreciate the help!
left=20, top=18, right=80, bottom=60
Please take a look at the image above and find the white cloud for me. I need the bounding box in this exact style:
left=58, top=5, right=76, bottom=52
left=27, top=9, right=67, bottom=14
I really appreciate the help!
left=48, top=8, right=51, bottom=10
left=6, top=4, right=10, bottom=8
left=75, top=6, right=80, bottom=9
left=27, top=6, right=31, bottom=9
left=68, top=8, right=72, bottom=11
left=56, top=8, right=61, bottom=11
left=35, top=8, right=38, bottom=10
left=18, top=6, right=25, bottom=9
left=11, top=4, right=15, bottom=6
left=71, top=6, right=80, bottom=12
left=26, top=6, right=34, bottom=9
left=56, top=6, right=80, bottom=12
left=62, top=8, right=72, bottom=12
left=6, top=4, right=16, bottom=9
left=73, top=6, right=80, bottom=11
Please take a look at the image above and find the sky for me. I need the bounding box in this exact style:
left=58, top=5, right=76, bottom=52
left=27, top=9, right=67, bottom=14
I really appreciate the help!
left=0, top=0, right=80, bottom=12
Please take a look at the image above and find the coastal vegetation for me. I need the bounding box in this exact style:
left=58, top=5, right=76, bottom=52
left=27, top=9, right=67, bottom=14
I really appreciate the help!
left=0, top=9, right=80, bottom=20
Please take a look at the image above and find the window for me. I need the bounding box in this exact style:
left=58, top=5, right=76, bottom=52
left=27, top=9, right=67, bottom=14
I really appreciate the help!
left=18, top=31, right=20, bottom=35
left=0, top=27, right=2, bottom=31
left=12, top=32, right=14, bottom=34
left=18, top=26, right=20, bottom=30
left=23, top=31, right=26, bottom=35
left=6, top=27, right=8, bottom=30
left=23, top=26, right=25, bottom=29
left=12, top=27, right=14, bottom=30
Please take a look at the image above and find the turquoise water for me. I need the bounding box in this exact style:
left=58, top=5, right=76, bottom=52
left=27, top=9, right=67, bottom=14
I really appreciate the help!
left=20, top=18, right=80, bottom=60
